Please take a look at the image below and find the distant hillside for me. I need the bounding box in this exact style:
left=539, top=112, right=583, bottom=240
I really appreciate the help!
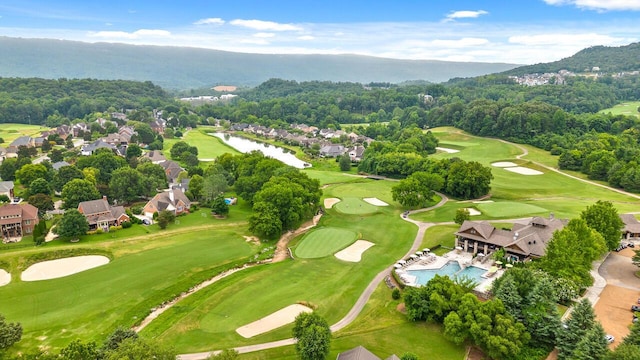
left=504, top=42, right=640, bottom=75
left=0, top=37, right=518, bottom=90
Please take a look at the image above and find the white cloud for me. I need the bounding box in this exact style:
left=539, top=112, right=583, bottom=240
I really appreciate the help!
left=509, top=32, right=623, bottom=45
left=543, top=0, right=640, bottom=11
left=432, top=37, right=490, bottom=47
left=445, top=10, right=488, bottom=21
left=298, top=35, right=315, bottom=40
left=229, top=19, right=302, bottom=31
left=239, top=38, right=270, bottom=45
left=88, top=29, right=170, bottom=39
left=253, top=32, right=275, bottom=38
left=194, top=17, right=225, bottom=25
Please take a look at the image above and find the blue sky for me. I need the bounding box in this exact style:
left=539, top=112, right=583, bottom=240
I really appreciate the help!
left=0, top=0, right=639, bottom=64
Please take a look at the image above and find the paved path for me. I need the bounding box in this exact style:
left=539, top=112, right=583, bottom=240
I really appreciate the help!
left=177, top=193, right=450, bottom=359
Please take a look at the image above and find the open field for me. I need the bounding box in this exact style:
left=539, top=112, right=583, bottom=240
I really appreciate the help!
left=295, top=228, right=357, bottom=258
left=599, top=101, right=640, bottom=118
left=163, top=128, right=240, bottom=161
left=0, top=211, right=256, bottom=353
left=0, top=123, right=50, bottom=144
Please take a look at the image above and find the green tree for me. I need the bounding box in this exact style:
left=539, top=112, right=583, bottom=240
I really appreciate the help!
left=56, top=209, right=89, bottom=241
left=109, top=167, right=143, bottom=204
left=557, top=298, right=597, bottom=360
left=202, top=173, right=229, bottom=203
left=53, top=165, right=85, bottom=193
left=622, top=321, right=640, bottom=346
left=581, top=200, right=624, bottom=250
left=392, top=171, right=444, bottom=208
left=573, top=323, right=609, bottom=360
left=102, top=326, right=138, bottom=351
left=293, top=312, right=331, bottom=360
left=248, top=202, right=282, bottom=239
left=454, top=208, right=470, bottom=225
left=493, top=275, right=523, bottom=320
left=50, top=148, right=64, bottom=163
left=211, top=194, right=229, bottom=215
left=156, top=210, right=175, bottom=230
left=125, top=143, right=142, bottom=161
left=15, top=164, right=49, bottom=186
left=0, top=314, right=22, bottom=350
left=27, top=193, right=54, bottom=217
left=188, top=174, right=204, bottom=201
left=445, top=161, right=493, bottom=199
left=0, top=158, right=18, bottom=181
left=137, top=162, right=168, bottom=195
left=400, top=353, right=419, bottom=360
left=41, top=139, right=52, bottom=152
left=339, top=155, right=351, bottom=171
left=61, top=179, right=101, bottom=209
left=608, top=344, right=640, bottom=360
left=58, top=340, right=100, bottom=360
left=102, top=337, right=175, bottom=360
left=28, top=177, right=52, bottom=196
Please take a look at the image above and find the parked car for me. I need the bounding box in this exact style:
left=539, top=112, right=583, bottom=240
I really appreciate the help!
left=631, top=305, right=640, bottom=312
left=634, top=317, right=639, bottom=323
left=616, top=243, right=628, bottom=252
left=11, top=197, right=21, bottom=203
left=605, top=334, right=615, bottom=343
left=629, top=243, right=635, bottom=248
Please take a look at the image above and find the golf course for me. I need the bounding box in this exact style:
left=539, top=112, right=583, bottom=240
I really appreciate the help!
left=1, top=126, right=639, bottom=359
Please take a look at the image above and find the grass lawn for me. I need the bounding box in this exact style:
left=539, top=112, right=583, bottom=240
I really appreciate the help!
left=295, top=228, right=357, bottom=258
left=163, top=128, right=240, bottom=160
left=599, top=101, right=640, bottom=118
left=303, top=169, right=361, bottom=186
left=0, top=213, right=256, bottom=353
left=419, top=225, right=459, bottom=256
left=475, top=201, right=548, bottom=218
left=0, top=124, right=51, bottom=144
left=333, top=197, right=379, bottom=215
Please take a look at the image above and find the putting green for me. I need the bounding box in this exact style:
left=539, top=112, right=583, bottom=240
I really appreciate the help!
left=476, top=201, right=548, bottom=218
left=295, top=228, right=357, bottom=258
left=333, top=197, right=379, bottom=215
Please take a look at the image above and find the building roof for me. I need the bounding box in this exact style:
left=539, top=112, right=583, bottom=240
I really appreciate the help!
left=620, top=214, right=640, bottom=234
left=0, top=181, right=14, bottom=193
left=82, top=139, right=116, bottom=153
left=9, top=136, right=32, bottom=148
left=78, top=198, right=111, bottom=215
left=384, top=356, right=401, bottom=360
left=52, top=161, right=71, bottom=171
left=0, top=203, right=38, bottom=225
left=146, top=189, right=191, bottom=213
left=142, top=150, right=167, bottom=163
left=337, top=346, right=381, bottom=360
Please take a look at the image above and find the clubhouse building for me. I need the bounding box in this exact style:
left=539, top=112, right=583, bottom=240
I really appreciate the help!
left=454, top=215, right=567, bottom=261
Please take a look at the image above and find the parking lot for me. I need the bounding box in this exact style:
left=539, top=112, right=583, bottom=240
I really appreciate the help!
left=594, top=247, right=640, bottom=348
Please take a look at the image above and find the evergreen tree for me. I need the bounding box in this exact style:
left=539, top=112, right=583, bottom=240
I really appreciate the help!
left=573, top=323, right=609, bottom=360
left=557, top=298, right=597, bottom=360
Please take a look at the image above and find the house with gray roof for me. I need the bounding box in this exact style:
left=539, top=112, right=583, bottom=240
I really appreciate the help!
left=77, top=196, right=130, bottom=231
left=336, top=346, right=399, bottom=360
left=621, top=214, right=640, bottom=240
left=159, top=160, right=184, bottom=184
left=143, top=189, right=191, bottom=218
left=319, top=144, right=346, bottom=158
left=81, top=139, right=117, bottom=156
left=51, top=161, right=71, bottom=171
left=0, top=181, right=14, bottom=199
left=455, top=214, right=567, bottom=261
left=141, top=150, right=167, bottom=164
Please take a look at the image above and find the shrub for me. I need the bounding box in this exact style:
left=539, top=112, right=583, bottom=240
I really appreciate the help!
left=121, top=221, right=132, bottom=229
left=392, top=288, right=401, bottom=300
left=131, top=205, right=143, bottom=215
left=96, top=228, right=103, bottom=234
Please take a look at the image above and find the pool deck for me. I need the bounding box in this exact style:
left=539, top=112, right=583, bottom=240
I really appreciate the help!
left=396, top=250, right=504, bottom=293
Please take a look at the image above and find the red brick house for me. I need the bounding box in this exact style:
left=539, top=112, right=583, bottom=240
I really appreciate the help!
left=77, top=197, right=130, bottom=231
left=0, top=203, right=39, bottom=242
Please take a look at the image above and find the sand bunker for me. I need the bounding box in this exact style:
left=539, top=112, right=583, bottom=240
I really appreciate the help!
left=465, top=208, right=481, bottom=216
left=335, top=240, right=375, bottom=262
left=21, top=255, right=110, bottom=281
left=491, top=161, right=518, bottom=168
left=436, top=147, right=460, bottom=153
left=236, top=304, right=313, bottom=338
left=504, top=167, right=543, bottom=175
left=0, top=269, right=10, bottom=286
left=324, top=198, right=341, bottom=209
left=363, top=198, right=389, bottom=206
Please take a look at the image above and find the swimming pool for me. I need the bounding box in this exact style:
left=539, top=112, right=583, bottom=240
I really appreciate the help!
left=406, top=261, right=487, bottom=286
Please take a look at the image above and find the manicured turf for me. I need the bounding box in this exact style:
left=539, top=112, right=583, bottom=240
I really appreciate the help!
left=476, top=201, right=547, bottom=218
left=600, top=101, right=640, bottom=118
left=163, top=128, right=240, bottom=160
left=303, top=170, right=360, bottom=186
left=333, top=197, right=379, bottom=214
left=295, top=228, right=357, bottom=258
left=0, top=124, right=51, bottom=144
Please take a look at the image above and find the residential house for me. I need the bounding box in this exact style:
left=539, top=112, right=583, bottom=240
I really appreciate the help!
left=0, top=181, right=14, bottom=199
left=102, top=132, right=131, bottom=146
left=7, top=136, right=34, bottom=153
left=621, top=214, right=640, bottom=240
left=149, top=119, right=166, bottom=135
left=51, top=161, right=71, bottom=171
left=72, top=122, right=90, bottom=138
left=77, top=197, right=130, bottom=231
left=171, top=178, right=190, bottom=193
left=454, top=215, right=567, bottom=261
left=0, top=146, right=6, bottom=161
left=336, top=346, right=399, bottom=360
left=141, top=150, right=167, bottom=164
left=81, top=139, right=117, bottom=156
left=159, top=160, right=184, bottom=184
left=143, top=189, right=191, bottom=218
left=33, top=137, right=46, bottom=148
left=319, top=144, right=346, bottom=158
left=111, top=112, right=127, bottom=122
left=0, top=203, right=39, bottom=242
left=348, top=145, right=366, bottom=162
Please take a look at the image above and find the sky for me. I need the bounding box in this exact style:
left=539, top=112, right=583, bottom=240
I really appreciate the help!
left=0, top=0, right=639, bottom=64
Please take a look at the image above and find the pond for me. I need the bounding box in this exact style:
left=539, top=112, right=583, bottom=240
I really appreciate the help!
left=210, top=133, right=311, bottom=169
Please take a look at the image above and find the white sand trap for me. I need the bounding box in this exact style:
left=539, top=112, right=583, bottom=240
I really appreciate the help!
left=21, top=255, right=110, bottom=281
left=465, top=208, right=481, bottom=216
left=504, top=166, right=543, bottom=175
left=492, top=161, right=518, bottom=168
left=363, top=197, right=388, bottom=206
left=324, top=198, right=341, bottom=209
left=0, top=269, right=10, bottom=286
left=473, top=200, right=494, bottom=204
left=436, top=147, right=460, bottom=153
left=335, top=240, right=375, bottom=262
left=236, top=304, right=313, bottom=338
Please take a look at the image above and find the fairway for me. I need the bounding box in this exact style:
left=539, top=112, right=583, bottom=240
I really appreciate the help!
left=0, top=123, right=50, bottom=143
left=295, top=228, right=357, bottom=258
left=333, top=197, right=379, bottom=214
left=600, top=101, right=640, bottom=118
left=163, top=128, right=240, bottom=160
left=476, top=201, right=548, bottom=218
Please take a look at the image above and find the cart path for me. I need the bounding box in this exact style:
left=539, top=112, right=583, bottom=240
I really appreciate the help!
left=177, top=194, right=450, bottom=359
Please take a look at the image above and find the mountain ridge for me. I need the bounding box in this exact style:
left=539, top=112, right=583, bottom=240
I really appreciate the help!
left=0, top=36, right=519, bottom=90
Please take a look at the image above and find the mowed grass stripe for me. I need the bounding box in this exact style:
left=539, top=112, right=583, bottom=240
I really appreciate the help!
left=295, top=228, right=357, bottom=258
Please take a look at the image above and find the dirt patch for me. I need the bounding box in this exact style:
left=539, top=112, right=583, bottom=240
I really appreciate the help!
left=21, top=255, right=109, bottom=281
left=272, top=214, right=323, bottom=263
left=324, top=198, right=341, bottom=209
left=0, top=269, right=10, bottom=286
left=396, top=303, right=406, bottom=313
left=243, top=235, right=260, bottom=245
left=594, top=284, right=637, bottom=349
left=466, top=346, right=488, bottom=360
left=236, top=304, right=313, bottom=338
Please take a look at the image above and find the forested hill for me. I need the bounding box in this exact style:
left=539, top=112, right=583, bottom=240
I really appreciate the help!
left=0, top=36, right=519, bottom=90
left=503, top=42, right=640, bottom=75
